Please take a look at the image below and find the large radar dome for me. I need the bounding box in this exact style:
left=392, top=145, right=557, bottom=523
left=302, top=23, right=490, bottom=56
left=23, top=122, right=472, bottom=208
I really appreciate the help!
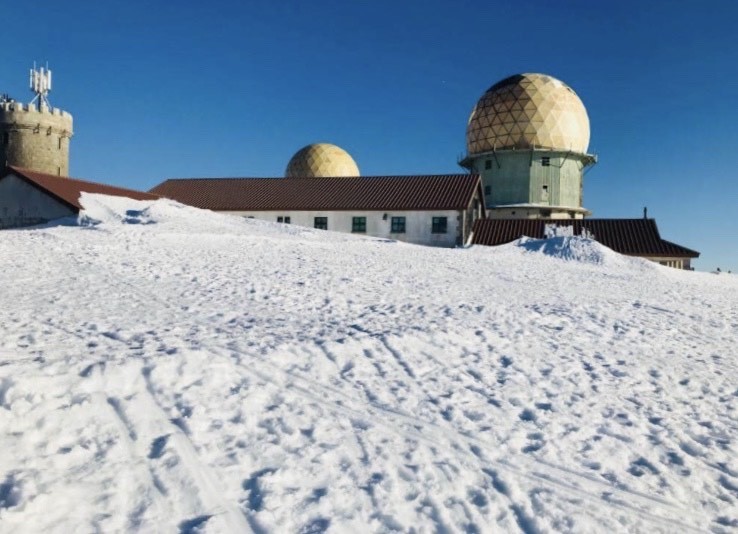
left=466, top=73, right=590, bottom=155
left=285, top=143, right=360, bottom=178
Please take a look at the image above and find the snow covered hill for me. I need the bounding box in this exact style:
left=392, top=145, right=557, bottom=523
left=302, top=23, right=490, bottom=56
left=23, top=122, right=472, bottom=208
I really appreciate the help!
left=0, top=194, right=736, bottom=533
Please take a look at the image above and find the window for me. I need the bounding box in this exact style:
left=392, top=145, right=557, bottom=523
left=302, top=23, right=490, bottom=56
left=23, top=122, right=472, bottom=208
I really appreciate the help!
left=390, top=216, right=405, bottom=233
left=314, top=216, right=328, bottom=230
left=277, top=216, right=291, bottom=224
left=352, top=217, right=366, bottom=233
left=2, top=132, right=8, bottom=145
left=431, top=217, right=447, bottom=234
left=484, top=185, right=491, bottom=196
left=484, top=159, right=492, bottom=170
left=541, top=156, right=551, bottom=166
left=58, top=137, right=62, bottom=150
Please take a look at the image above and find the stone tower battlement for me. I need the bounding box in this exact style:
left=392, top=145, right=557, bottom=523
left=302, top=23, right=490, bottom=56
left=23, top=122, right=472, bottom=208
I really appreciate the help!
left=0, top=100, right=74, bottom=176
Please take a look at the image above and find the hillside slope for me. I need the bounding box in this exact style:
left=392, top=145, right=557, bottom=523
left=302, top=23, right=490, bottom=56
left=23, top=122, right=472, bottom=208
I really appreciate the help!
left=0, top=195, right=736, bottom=533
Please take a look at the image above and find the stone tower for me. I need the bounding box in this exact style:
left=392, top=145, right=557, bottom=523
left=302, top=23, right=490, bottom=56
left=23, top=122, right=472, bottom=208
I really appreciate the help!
left=460, top=73, right=596, bottom=219
left=0, top=67, right=73, bottom=176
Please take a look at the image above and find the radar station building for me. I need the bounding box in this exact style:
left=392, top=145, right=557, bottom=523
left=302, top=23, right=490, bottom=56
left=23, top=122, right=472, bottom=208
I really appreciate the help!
left=460, top=73, right=699, bottom=269
left=460, top=73, right=595, bottom=219
left=0, top=65, right=700, bottom=267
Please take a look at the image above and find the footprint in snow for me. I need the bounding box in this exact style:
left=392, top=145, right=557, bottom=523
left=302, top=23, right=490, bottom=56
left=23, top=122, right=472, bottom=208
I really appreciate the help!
left=148, top=435, right=169, bottom=459
left=178, top=515, right=212, bottom=534
left=519, top=409, right=537, bottom=422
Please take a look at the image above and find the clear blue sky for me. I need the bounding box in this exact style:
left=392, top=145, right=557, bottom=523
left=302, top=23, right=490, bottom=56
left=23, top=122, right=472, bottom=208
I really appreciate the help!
left=3, top=0, right=736, bottom=271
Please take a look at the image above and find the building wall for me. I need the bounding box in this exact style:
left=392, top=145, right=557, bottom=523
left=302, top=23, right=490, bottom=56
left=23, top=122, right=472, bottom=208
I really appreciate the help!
left=222, top=209, right=469, bottom=247
left=0, top=173, right=75, bottom=228
left=468, top=150, right=591, bottom=215
left=0, top=102, right=73, bottom=176
left=643, top=256, right=693, bottom=270
left=487, top=206, right=586, bottom=219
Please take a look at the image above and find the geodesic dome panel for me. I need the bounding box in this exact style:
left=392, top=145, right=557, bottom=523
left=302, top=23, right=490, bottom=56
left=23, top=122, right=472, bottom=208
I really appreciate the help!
left=285, top=143, right=360, bottom=178
left=466, top=73, right=590, bottom=155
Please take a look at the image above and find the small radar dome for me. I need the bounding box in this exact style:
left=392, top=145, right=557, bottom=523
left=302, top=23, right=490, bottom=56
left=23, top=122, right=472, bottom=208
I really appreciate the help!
left=285, top=143, right=360, bottom=178
left=466, top=73, right=590, bottom=155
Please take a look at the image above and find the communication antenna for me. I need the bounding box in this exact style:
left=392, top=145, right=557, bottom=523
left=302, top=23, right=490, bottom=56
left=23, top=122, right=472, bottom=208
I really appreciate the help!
left=29, top=62, right=53, bottom=110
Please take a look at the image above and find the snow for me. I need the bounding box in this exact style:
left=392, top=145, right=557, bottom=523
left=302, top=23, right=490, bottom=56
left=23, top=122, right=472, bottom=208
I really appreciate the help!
left=1, top=193, right=736, bottom=533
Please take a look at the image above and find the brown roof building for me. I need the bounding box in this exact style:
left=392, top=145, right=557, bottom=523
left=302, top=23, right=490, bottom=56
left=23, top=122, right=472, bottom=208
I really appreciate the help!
left=151, top=174, right=482, bottom=212
left=151, top=174, right=485, bottom=247
left=472, top=218, right=699, bottom=269
left=0, top=166, right=158, bottom=229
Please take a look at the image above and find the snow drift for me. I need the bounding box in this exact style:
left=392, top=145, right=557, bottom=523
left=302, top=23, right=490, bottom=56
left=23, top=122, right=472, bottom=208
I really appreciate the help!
left=0, top=194, right=736, bottom=533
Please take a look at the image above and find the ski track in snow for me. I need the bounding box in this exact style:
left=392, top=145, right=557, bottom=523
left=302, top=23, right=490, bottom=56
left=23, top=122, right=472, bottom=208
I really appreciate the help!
left=0, top=195, right=736, bottom=533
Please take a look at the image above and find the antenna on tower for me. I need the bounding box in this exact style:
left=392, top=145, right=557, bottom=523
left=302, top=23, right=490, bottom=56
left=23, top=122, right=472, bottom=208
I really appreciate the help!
left=29, top=62, right=53, bottom=110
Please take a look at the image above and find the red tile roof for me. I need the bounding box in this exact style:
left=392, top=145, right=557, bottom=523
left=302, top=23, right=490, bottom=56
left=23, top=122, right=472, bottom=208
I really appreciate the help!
left=3, top=166, right=159, bottom=211
left=472, top=218, right=699, bottom=258
left=150, top=175, right=483, bottom=212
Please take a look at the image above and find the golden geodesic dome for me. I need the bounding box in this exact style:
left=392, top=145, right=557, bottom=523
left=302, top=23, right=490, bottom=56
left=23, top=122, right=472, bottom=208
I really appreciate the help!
left=285, top=143, right=360, bottom=178
left=466, top=73, right=590, bottom=155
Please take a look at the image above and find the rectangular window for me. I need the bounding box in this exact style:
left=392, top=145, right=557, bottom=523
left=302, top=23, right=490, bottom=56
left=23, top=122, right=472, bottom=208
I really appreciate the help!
left=390, top=216, right=406, bottom=233
left=431, top=216, right=448, bottom=234
left=541, top=156, right=550, bottom=166
left=484, top=185, right=491, bottom=196
left=277, top=216, right=291, bottom=224
left=352, top=216, right=366, bottom=233
left=314, top=216, right=328, bottom=230
left=58, top=137, right=62, bottom=150
left=485, top=159, right=492, bottom=170
left=3, top=132, right=8, bottom=145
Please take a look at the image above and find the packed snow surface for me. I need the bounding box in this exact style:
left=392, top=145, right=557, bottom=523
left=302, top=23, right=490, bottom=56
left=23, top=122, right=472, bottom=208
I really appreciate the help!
left=1, top=194, right=736, bottom=533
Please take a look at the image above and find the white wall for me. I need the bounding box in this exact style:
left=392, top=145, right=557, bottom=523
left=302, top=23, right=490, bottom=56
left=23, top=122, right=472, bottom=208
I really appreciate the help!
left=0, top=173, right=75, bottom=229
left=488, top=206, right=587, bottom=219
left=221, top=209, right=464, bottom=247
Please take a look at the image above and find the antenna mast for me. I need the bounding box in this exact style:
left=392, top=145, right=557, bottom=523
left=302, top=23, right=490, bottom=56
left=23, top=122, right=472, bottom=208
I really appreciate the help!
left=29, top=62, right=53, bottom=110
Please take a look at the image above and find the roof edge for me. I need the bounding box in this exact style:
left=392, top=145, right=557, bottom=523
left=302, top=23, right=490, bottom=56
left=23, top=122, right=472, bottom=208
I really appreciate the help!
left=2, top=167, right=80, bottom=212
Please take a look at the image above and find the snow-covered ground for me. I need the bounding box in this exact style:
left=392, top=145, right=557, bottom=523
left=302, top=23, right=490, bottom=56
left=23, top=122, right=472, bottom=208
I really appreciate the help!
left=1, top=194, right=736, bottom=533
